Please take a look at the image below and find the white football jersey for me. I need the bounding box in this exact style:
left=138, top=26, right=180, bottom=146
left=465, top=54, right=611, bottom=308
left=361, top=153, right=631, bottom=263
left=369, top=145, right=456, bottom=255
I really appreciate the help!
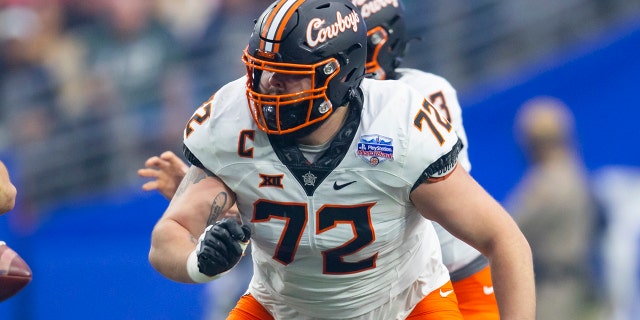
left=184, top=77, right=459, bottom=319
left=396, top=68, right=484, bottom=277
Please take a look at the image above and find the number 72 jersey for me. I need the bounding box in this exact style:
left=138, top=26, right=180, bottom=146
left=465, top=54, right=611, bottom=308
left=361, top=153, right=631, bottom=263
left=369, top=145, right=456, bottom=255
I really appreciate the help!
left=184, top=77, right=461, bottom=318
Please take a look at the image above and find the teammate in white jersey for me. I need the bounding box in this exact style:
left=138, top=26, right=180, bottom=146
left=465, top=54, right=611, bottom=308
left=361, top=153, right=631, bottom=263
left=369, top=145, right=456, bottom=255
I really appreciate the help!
left=147, top=0, right=535, bottom=319
left=352, top=1, right=499, bottom=318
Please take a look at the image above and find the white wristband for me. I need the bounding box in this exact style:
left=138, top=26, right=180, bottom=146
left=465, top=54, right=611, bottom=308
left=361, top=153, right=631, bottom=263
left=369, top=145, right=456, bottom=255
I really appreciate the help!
left=185, top=240, right=249, bottom=283
left=186, top=249, right=226, bottom=283
left=239, top=240, right=249, bottom=253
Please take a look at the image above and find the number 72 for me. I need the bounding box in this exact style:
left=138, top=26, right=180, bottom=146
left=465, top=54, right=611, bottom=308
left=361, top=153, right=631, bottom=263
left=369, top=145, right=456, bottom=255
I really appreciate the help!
left=252, top=200, right=378, bottom=275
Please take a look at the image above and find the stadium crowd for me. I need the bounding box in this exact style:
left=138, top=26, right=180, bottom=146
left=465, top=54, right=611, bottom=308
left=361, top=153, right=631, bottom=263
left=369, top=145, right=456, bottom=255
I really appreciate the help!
left=0, top=0, right=269, bottom=221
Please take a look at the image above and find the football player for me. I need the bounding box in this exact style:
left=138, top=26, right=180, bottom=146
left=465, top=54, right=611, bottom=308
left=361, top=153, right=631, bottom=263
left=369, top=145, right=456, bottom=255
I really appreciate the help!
left=141, top=2, right=501, bottom=317
left=352, top=0, right=499, bottom=318
left=147, top=0, right=535, bottom=319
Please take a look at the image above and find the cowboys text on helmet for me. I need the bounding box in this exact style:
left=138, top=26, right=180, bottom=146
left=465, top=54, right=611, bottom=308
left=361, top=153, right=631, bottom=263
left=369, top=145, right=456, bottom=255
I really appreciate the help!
left=307, top=10, right=361, bottom=47
left=351, top=0, right=399, bottom=18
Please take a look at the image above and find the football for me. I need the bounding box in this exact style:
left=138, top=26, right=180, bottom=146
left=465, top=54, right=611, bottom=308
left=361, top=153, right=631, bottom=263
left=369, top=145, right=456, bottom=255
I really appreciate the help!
left=0, top=241, right=32, bottom=302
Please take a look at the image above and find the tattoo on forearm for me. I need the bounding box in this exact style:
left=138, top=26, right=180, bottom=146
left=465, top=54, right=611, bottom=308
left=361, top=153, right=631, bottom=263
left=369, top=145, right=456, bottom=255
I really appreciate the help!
left=189, top=234, right=196, bottom=244
left=207, top=192, right=228, bottom=225
left=175, top=168, right=208, bottom=197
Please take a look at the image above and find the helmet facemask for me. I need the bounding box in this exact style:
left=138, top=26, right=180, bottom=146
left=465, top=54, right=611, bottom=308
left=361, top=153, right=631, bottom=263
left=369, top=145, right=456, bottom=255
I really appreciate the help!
left=355, top=1, right=407, bottom=81
left=365, top=26, right=390, bottom=80
left=243, top=50, right=341, bottom=135
left=243, top=0, right=367, bottom=137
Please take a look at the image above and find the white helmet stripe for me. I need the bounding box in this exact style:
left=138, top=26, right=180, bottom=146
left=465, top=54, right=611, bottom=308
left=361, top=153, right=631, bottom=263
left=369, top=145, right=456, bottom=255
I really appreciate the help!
left=262, top=0, right=302, bottom=52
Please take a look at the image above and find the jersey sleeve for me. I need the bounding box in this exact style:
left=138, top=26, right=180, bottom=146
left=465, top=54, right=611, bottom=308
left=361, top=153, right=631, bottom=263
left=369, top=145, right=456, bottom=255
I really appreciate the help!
left=406, top=96, right=461, bottom=191
left=182, top=77, right=250, bottom=175
left=428, top=76, right=471, bottom=173
left=363, top=79, right=461, bottom=191
left=182, top=94, right=219, bottom=172
left=397, top=68, right=471, bottom=172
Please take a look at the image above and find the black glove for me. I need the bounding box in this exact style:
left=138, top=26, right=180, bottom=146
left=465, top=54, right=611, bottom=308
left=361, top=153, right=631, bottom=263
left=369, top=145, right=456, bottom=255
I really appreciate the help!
left=196, top=218, right=251, bottom=277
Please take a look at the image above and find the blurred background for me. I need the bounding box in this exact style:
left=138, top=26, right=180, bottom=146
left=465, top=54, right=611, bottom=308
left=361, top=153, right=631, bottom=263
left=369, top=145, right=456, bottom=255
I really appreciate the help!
left=1, top=0, right=639, bottom=319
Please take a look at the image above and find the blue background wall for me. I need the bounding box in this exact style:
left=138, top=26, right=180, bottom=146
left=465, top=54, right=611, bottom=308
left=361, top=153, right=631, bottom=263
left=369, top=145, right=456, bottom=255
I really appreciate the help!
left=1, top=18, right=639, bottom=320
left=0, top=190, right=207, bottom=320
left=461, top=18, right=640, bottom=201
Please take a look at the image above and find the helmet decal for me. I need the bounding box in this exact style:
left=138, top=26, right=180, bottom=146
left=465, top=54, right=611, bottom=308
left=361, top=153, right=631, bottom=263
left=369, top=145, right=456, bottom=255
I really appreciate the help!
left=351, top=0, right=399, bottom=18
left=306, top=10, right=361, bottom=48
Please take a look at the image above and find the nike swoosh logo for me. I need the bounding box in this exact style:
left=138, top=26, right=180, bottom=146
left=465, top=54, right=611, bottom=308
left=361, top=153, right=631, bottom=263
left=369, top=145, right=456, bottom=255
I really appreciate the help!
left=333, top=181, right=356, bottom=190
left=483, top=286, right=494, bottom=295
left=440, top=289, right=454, bottom=298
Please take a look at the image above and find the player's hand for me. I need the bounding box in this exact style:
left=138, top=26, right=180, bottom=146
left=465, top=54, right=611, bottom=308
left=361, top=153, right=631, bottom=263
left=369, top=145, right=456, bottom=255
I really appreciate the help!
left=196, top=218, right=251, bottom=277
left=137, top=151, right=188, bottom=200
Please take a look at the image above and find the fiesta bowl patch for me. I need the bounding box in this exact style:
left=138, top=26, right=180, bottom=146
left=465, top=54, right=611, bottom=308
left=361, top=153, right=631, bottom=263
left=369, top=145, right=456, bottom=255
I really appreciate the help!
left=356, top=134, right=394, bottom=166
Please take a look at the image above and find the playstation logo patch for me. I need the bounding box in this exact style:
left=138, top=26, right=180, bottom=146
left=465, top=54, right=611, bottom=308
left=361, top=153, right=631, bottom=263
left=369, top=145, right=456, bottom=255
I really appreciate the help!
left=356, top=134, right=394, bottom=166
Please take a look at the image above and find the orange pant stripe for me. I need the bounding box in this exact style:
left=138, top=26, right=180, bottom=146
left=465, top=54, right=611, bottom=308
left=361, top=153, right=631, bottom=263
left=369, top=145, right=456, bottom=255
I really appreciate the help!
left=406, top=280, right=464, bottom=319
left=452, top=265, right=500, bottom=320
left=226, top=293, right=274, bottom=320
left=227, top=280, right=468, bottom=319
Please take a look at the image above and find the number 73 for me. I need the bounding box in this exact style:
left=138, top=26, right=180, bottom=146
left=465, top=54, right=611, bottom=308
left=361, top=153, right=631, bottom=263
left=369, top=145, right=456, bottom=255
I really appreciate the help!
left=413, top=99, right=452, bottom=145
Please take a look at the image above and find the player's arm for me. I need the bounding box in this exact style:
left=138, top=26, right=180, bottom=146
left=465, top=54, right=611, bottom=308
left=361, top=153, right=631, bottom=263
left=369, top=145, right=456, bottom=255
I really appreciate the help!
left=148, top=165, right=242, bottom=283
left=0, top=161, right=17, bottom=215
left=410, top=165, right=535, bottom=319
